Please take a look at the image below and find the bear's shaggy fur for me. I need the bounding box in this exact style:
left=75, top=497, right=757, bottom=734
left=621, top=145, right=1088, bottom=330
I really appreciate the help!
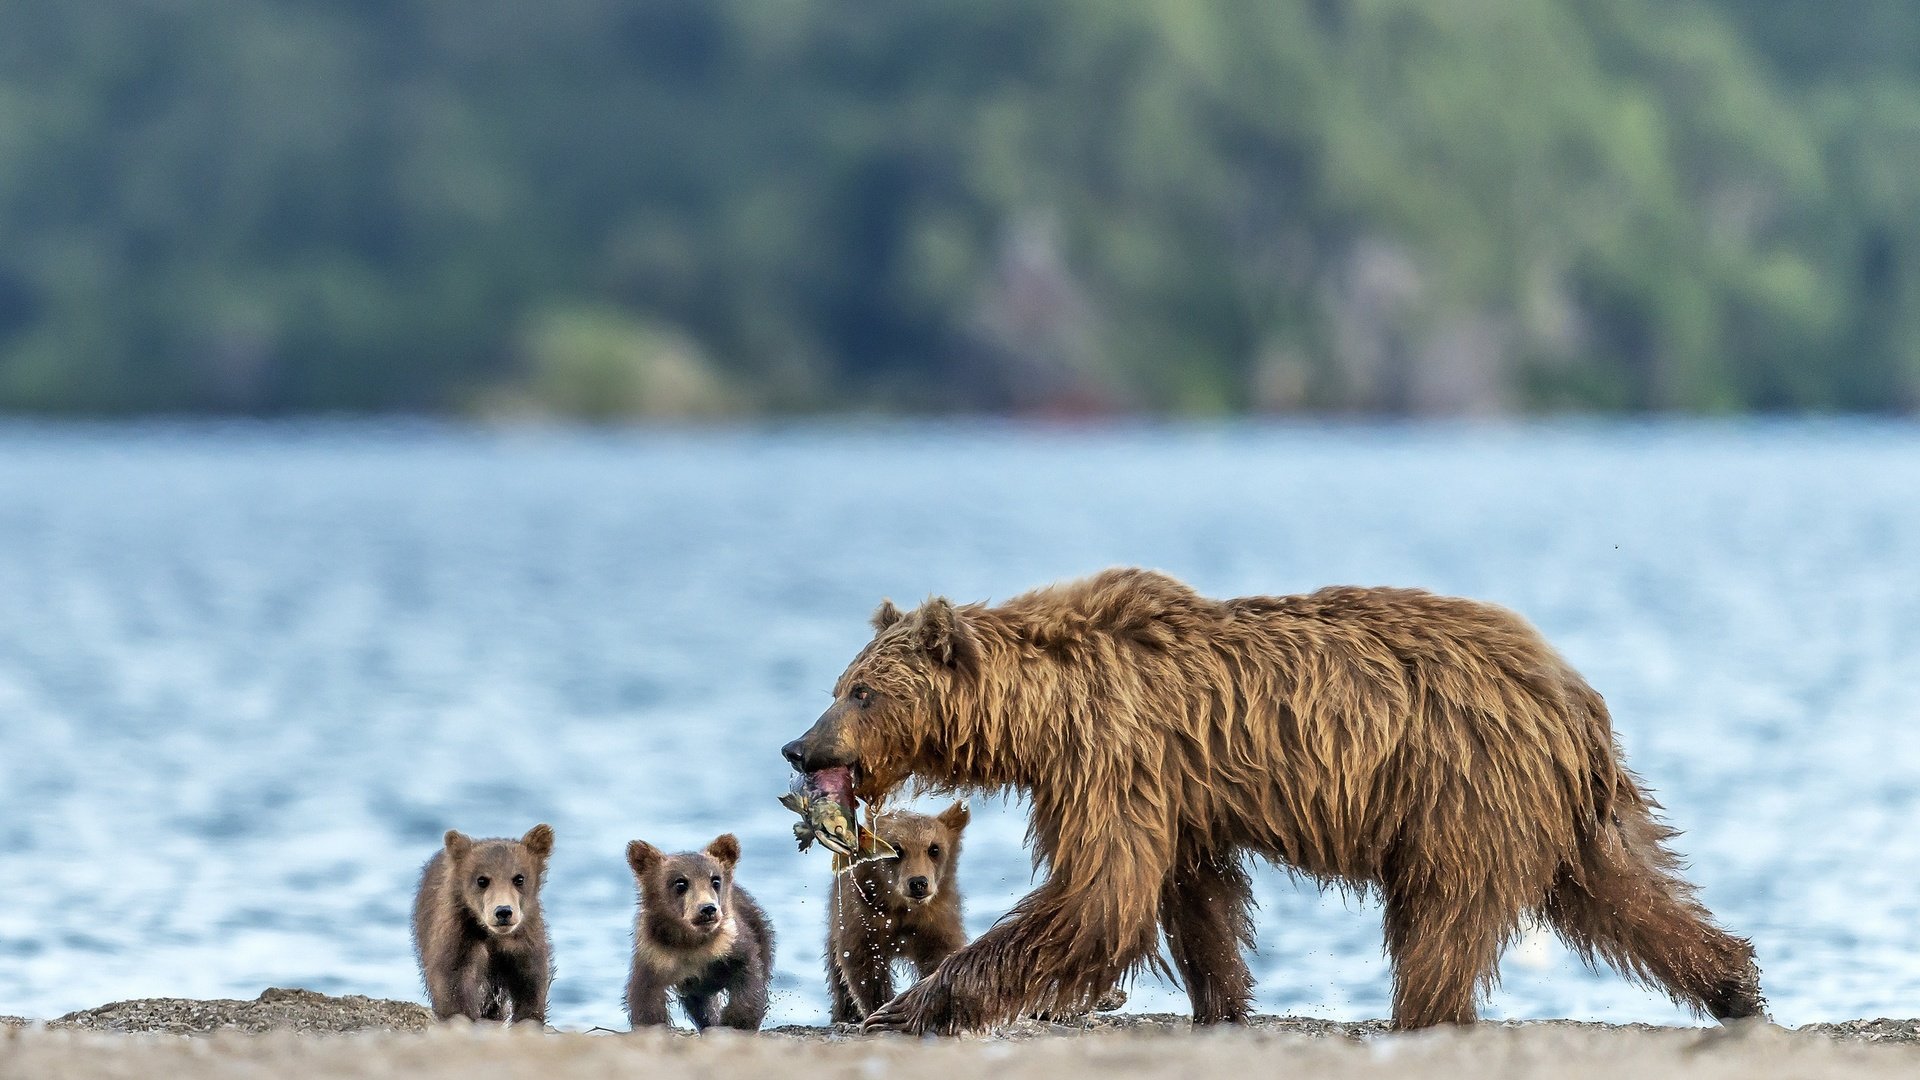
left=625, top=834, right=776, bottom=1032
left=781, top=568, right=1764, bottom=1035
left=411, top=824, right=554, bottom=1025
left=827, top=803, right=971, bottom=1023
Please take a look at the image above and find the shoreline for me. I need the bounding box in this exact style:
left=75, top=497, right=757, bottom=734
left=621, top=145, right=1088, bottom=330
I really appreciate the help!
left=3, top=995, right=1919, bottom=1080
left=3, top=988, right=1916, bottom=1044
left=5, top=992, right=1919, bottom=1080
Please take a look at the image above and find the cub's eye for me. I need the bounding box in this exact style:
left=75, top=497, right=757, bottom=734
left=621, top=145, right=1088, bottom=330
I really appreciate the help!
left=927, top=844, right=942, bottom=860
left=672, top=878, right=689, bottom=894
left=475, top=876, right=490, bottom=889
left=512, top=874, right=525, bottom=888
left=851, top=685, right=873, bottom=705
left=710, top=876, right=722, bottom=889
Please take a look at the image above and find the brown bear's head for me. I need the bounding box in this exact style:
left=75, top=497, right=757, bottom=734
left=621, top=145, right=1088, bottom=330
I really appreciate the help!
left=443, top=824, right=553, bottom=937
left=781, top=596, right=979, bottom=805
left=856, top=802, right=970, bottom=908
left=628, top=834, right=742, bottom=947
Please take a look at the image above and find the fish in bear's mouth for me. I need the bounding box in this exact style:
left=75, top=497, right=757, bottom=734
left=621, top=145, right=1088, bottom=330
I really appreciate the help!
left=780, top=764, right=897, bottom=871
left=807, top=764, right=858, bottom=812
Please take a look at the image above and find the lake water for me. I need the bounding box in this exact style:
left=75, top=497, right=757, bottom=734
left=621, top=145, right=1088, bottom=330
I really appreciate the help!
left=1, top=420, right=1916, bottom=1028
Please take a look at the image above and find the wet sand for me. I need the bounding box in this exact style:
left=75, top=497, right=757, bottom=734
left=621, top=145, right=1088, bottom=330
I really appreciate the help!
left=4, top=991, right=1917, bottom=1079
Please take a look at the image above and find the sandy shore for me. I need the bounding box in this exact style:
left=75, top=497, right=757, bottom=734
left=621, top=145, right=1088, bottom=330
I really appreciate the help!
left=4, top=991, right=1918, bottom=1079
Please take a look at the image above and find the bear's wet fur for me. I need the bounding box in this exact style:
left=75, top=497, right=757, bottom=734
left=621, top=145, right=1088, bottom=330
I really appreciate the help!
left=826, top=803, right=970, bottom=1023
left=625, top=833, right=775, bottom=1032
left=411, top=824, right=554, bottom=1025
left=782, top=567, right=1765, bottom=1035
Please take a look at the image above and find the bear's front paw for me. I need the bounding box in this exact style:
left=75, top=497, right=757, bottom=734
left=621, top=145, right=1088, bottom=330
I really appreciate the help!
left=861, top=978, right=955, bottom=1036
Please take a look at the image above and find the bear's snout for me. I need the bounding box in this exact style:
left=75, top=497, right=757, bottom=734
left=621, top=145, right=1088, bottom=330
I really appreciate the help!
left=782, top=735, right=851, bottom=773
left=783, top=706, right=860, bottom=774
left=693, top=902, right=720, bottom=924
left=780, top=738, right=808, bottom=770
left=907, top=876, right=931, bottom=899
left=492, top=905, right=516, bottom=926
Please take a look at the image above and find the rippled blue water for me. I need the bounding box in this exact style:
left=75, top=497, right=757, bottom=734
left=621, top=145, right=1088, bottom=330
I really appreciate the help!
left=1, top=420, right=1916, bottom=1028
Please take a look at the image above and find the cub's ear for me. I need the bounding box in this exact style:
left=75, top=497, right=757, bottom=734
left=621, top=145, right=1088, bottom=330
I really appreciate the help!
left=443, top=830, right=474, bottom=863
left=521, top=823, right=554, bottom=859
left=937, top=801, right=971, bottom=834
left=705, top=833, right=741, bottom=868
left=626, top=839, right=662, bottom=876
left=872, top=598, right=905, bottom=632
left=916, top=597, right=979, bottom=674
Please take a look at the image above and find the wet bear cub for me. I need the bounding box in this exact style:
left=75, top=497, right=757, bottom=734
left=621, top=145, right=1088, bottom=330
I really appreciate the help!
left=412, top=824, right=554, bottom=1025
left=828, top=803, right=969, bottom=1023
left=626, top=833, right=775, bottom=1031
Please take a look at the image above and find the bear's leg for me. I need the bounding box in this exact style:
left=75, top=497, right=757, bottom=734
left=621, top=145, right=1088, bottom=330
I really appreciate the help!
left=863, top=869, right=1162, bottom=1035
left=679, top=991, right=721, bottom=1031
left=500, top=953, right=548, bottom=1027
left=455, top=956, right=501, bottom=1022
left=423, top=956, right=464, bottom=1021
left=827, top=954, right=862, bottom=1024
left=474, top=980, right=507, bottom=1022
left=626, top=966, right=674, bottom=1029
left=1382, top=877, right=1511, bottom=1028
left=904, top=917, right=966, bottom=980
left=837, top=939, right=897, bottom=1021
left=1544, top=813, right=1764, bottom=1021
left=1159, top=853, right=1255, bottom=1025
left=719, top=973, right=770, bottom=1031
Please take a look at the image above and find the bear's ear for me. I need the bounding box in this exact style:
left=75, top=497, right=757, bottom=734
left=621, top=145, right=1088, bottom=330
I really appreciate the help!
left=521, top=823, right=554, bottom=860
left=626, top=839, right=662, bottom=876
left=444, top=830, right=474, bottom=863
left=704, top=833, right=741, bottom=869
left=871, top=598, right=905, bottom=632
left=916, top=597, right=979, bottom=675
left=937, top=801, right=971, bottom=834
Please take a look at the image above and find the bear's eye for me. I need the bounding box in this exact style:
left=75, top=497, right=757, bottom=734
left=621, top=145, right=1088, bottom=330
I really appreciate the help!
left=928, top=844, right=942, bottom=860
left=850, top=684, right=873, bottom=705
left=672, top=878, right=689, bottom=894
left=710, top=876, right=722, bottom=890
left=475, top=876, right=490, bottom=889
left=512, top=874, right=525, bottom=888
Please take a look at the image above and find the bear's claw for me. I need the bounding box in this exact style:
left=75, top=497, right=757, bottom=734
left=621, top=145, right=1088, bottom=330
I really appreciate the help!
left=861, top=979, right=957, bottom=1036
left=860, top=995, right=921, bottom=1035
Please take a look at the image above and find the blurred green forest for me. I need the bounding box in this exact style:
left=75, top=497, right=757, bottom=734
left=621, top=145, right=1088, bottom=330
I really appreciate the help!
left=2, top=0, right=1918, bottom=417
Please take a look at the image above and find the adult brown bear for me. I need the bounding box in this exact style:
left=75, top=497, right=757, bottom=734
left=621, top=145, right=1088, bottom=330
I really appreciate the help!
left=781, top=568, right=1763, bottom=1035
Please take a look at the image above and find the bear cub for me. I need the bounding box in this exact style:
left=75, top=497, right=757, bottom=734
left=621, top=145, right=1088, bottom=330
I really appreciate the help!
left=412, top=824, right=554, bottom=1025
left=828, top=803, right=969, bottom=1023
left=626, top=833, right=775, bottom=1031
